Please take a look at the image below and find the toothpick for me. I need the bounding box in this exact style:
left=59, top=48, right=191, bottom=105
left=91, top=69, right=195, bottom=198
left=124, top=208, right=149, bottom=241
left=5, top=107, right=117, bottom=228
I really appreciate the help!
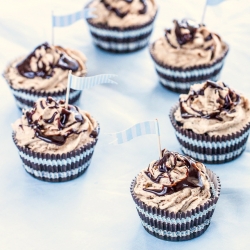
left=52, top=10, right=54, bottom=45
left=155, top=119, right=162, bottom=159
left=201, top=0, right=208, bottom=24
left=65, top=70, right=72, bottom=109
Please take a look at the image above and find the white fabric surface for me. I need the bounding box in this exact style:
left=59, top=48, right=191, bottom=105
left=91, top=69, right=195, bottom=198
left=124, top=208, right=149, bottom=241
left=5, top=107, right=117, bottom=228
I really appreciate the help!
left=0, top=0, right=250, bottom=249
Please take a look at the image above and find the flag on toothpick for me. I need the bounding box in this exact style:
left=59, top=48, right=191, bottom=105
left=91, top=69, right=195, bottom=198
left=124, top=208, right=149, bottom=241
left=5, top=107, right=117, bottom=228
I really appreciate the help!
left=201, top=0, right=226, bottom=24
left=109, top=120, right=159, bottom=144
left=51, top=8, right=96, bottom=44
left=206, top=0, right=225, bottom=5
left=52, top=8, right=96, bottom=27
left=69, top=74, right=117, bottom=90
left=109, top=119, right=162, bottom=158
left=65, top=71, right=117, bottom=107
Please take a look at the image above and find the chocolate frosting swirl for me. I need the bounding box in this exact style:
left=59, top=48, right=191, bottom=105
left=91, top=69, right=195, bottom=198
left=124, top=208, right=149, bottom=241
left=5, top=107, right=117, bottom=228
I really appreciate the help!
left=174, top=19, right=200, bottom=46
left=133, top=149, right=211, bottom=212
left=4, top=43, right=87, bottom=91
left=12, top=97, right=98, bottom=153
left=88, top=0, right=157, bottom=28
left=143, top=150, right=204, bottom=196
left=180, top=80, right=240, bottom=121
left=174, top=81, right=250, bottom=135
left=16, top=43, right=79, bottom=79
left=151, top=19, right=228, bottom=68
left=100, top=0, right=147, bottom=18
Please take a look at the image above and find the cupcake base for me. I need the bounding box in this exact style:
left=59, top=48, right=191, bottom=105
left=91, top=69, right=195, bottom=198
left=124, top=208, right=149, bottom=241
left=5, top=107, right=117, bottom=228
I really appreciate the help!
left=130, top=168, right=221, bottom=241
left=158, top=73, right=221, bottom=94
left=12, top=125, right=99, bottom=182
left=170, top=104, right=250, bottom=164
left=86, top=14, right=157, bottom=53
left=9, top=85, right=81, bottom=110
left=94, top=38, right=151, bottom=54
left=150, top=44, right=229, bottom=94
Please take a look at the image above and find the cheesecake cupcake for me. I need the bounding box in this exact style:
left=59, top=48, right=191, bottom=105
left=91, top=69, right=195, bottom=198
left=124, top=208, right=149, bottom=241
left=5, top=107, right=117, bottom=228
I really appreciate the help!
left=4, top=42, right=87, bottom=110
left=85, top=0, right=157, bottom=52
left=170, top=80, right=250, bottom=163
left=130, top=149, right=221, bottom=241
left=12, top=96, right=99, bottom=182
left=150, top=19, right=229, bottom=93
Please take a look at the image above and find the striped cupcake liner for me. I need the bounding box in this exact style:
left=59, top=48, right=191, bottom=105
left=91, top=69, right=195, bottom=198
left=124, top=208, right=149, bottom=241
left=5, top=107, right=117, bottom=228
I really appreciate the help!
left=149, top=44, right=229, bottom=93
left=8, top=85, right=81, bottom=110
left=86, top=13, right=157, bottom=53
left=130, top=168, right=221, bottom=241
left=12, top=124, right=99, bottom=182
left=170, top=104, right=250, bottom=164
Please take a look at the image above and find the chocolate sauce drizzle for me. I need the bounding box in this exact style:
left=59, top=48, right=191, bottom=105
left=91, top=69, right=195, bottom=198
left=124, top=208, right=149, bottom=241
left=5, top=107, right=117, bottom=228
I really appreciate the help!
left=43, top=112, right=58, bottom=124
left=16, top=42, right=79, bottom=79
left=139, top=0, right=147, bottom=14
left=143, top=150, right=204, bottom=196
left=24, top=97, right=93, bottom=146
left=101, top=0, right=147, bottom=18
left=180, top=80, right=241, bottom=121
left=165, top=19, right=215, bottom=59
left=174, top=19, right=199, bottom=46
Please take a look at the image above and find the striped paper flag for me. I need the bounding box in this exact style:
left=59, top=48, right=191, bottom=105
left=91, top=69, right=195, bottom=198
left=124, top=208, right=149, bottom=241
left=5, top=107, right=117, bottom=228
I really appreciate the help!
left=109, top=120, right=160, bottom=145
left=68, top=74, right=117, bottom=90
left=206, top=0, right=225, bottom=5
left=201, top=0, right=227, bottom=23
left=52, top=8, right=96, bottom=27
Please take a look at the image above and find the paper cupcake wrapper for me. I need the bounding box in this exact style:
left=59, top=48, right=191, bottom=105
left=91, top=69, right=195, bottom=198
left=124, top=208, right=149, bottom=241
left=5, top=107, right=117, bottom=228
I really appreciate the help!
left=130, top=168, right=221, bottom=241
left=12, top=124, right=99, bottom=182
left=170, top=104, right=250, bottom=163
left=149, top=44, right=229, bottom=93
left=8, top=85, right=81, bottom=110
left=86, top=11, right=157, bottom=53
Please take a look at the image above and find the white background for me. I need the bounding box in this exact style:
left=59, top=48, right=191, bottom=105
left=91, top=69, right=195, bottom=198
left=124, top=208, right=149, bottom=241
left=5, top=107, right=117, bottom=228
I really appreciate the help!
left=0, top=0, right=250, bottom=249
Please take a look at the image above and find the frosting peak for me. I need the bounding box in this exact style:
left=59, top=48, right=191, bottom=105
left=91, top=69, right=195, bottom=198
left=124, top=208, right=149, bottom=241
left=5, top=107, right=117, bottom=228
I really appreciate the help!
left=133, top=149, right=211, bottom=212
left=173, top=19, right=200, bottom=46
left=151, top=19, right=228, bottom=68
left=16, top=43, right=79, bottom=79
left=88, top=0, right=157, bottom=28
left=180, top=80, right=240, bottom=121
left=100, top=0, right=147, bottom=18
left=174, top=81, right=250, bottom=135
left=143, top=150, right=204, bottom=196
left=12, top=97, right=98, bottom=153
left=4, top=43, right=87, bottom=91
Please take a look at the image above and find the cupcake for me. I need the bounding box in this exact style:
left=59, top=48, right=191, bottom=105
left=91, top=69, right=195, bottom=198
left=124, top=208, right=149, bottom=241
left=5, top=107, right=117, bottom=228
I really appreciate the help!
left=12, top=96, right=99, bottom=182
left=150, top=19, right=229, bottom=93
left=85, top=0, right=157, bottom=52
left=170, top=80, right=250, bottom=163
left=4, top=42, right=87, bottom=110
left=130, top=149, right=221, bottom=241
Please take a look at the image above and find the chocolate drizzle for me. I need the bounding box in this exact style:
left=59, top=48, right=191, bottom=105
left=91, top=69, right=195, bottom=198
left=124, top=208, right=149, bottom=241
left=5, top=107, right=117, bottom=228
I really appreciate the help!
left=101, top=0, right=128, bottom=18
left=101, top=0, right=147, bottom=18
left=24, top=97, right=92, bottom=146
left=164, top=19, right=216, bottom=59
left=43, top=112, right=58, bottom=124
left=143, top=150, right=204, bottom=196
left=16, top=42, right=79, bottom=79
left=174, top=19, right=200, bottom=46
left=165, top=29, right=177, bottom=49
left=139, top=0, right=147, bottom=14
left=180, top=80, right=241, bottom=121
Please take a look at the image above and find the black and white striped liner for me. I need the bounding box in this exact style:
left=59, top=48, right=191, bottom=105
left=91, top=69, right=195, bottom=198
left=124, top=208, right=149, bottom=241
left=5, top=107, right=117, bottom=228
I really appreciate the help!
left=130, top=168, right=221, bottom=241
left=149, top=44, right=229, bottom=93
left=12, top=125, right=99, bottom=182
left=86, top=15, right=156, bottom=53
left=9, top=85, right=81, bottom=110
left=170, top=104, right=250, bottom=163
